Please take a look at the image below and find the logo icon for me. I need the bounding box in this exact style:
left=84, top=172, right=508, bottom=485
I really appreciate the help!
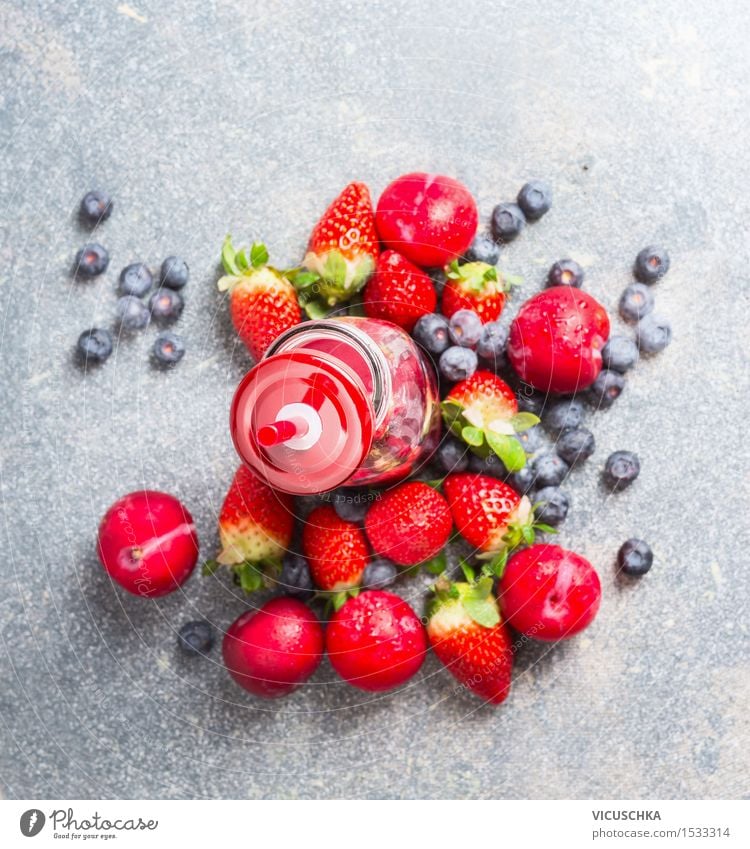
left=20, top=809, right=45, bottom=837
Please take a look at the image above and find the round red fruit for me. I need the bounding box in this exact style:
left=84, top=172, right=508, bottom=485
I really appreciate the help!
left=97, top=490, right=199, bottom=598
left=326, top=590, right=427, bottom=691
left=375, top=172, right=478, bottom=267
left=507, top=286, right=610, bottom=393
left=499, top=544, right=601, bottom=641
left=364, top=481, right=452, bottom=567
left=223, top=597, right=324, bottom=698
left=363, top=250, right=437, bottom=332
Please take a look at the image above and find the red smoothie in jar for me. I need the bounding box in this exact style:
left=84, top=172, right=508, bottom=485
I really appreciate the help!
left=230, top=317, right=440, bottom=494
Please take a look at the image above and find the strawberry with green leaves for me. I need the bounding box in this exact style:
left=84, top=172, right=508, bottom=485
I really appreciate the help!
left=293, top=182, right=380, bottom=316
left=218, top=237, right=301, bottom=361
left=444, top=473, right=554, bottom=566
left=442, top=260, right=518, bottom=323
left=427, top=567, right=514, bottom=705
left=208, top=465, right=295, bottom=593
left=441, top=371, right=539, bottom=471
left=302, top=506, right=370, bottom=602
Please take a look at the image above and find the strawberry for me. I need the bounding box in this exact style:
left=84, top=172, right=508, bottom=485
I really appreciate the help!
left=294, top=182, right=379, bottom=314
left=444, top=473, right=546, bottom=557
left=442, top=260, right=516, bottom=323
left=427, top=573, right=514, bottom=705
left=218, top=237, right=301, bottom=362
left=507, top=286, right=610, bottom=393
left=441, top=371, right=539, bottom=471
left=363, top=250, right=437, bottom=332
left=302, top=505, right=369, bottom=595
left=364, top=481, right=452, bottom=567
left=211, top=465, right=295, bottom=592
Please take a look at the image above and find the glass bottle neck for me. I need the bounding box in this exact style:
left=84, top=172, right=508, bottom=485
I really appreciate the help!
left=265, top=319, right=391, bottom=426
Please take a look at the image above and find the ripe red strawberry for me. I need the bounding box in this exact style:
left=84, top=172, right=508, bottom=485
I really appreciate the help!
left=326, top=590, right=427, bottom=691
left=427, top=575, right=514, bottom=705
left=442, top=371, right=538, bottom=471
left=297, top=182, right=379, bottom=311
left=214, top=465, right=295, bottom=589
left=218, top=237, right=301, bottom=361
left=364, top=481, right=452, bottom=567
left=223, top=597, right=324, bottom=698
left=363, top=250, right=437, bottom=332
left=302, top=505, right=369, bottom=592
left=375, top=172, right=478, bottom=267
left=442, top=260, right=515, bottom=323
left=507, top=286, right=610, bottom=393
left=500, top=544, right=602, bottom=640
left=444, top=473, right=536, bottom=554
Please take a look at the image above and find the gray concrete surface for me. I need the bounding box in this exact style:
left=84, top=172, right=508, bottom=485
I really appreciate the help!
left=1, top=0, right=749, bottom=800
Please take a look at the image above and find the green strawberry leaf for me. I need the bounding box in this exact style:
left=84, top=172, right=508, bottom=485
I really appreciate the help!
left=459, top=558, right=475, bottom=583
left=289, top=269, right=320, bottom=290
left=201, top=559, right=221, bottom=577
left=235, top=248, right=250, bottom=272
left=422, top=478, right=444, bottom=491
left=505, top=273, right=524, bottom=287
left=461, top=425, right=485, bottom=447
left=347, top=300, right=366, bottom=317
left=323, top=251, right=347, bottom=287
left=534, top=522, right=558, bottom=534
left=446, top=260, right=461, bottom=279
left=485, top=431, right=526, bottom=472
left=250, top=242, right=269, bottom=268
left=302, top=299, right=331, bottom=320
left=235, top=561, right=264, bottom=593
left=331, top=591, right=349, bottom=612
left=521, top=524, right=535, bottom=544
left=510, top=412, right=541, bottom=432
left=462, top=582, right=500, bottom=628
left=421, top=550, right=447, bottom=575
left=484, top=266, right=498, bottom=282
left=221, top=235, right=240, bottom=276
left=487, top=549, right=509, bottom=579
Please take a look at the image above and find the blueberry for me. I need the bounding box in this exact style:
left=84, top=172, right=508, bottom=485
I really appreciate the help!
left=603, top=450, right=640, bottom=490
left=152, top=331, right=185, bottom=366
left=79, top=190, right=113, bottom=225
left=427, top=268, right=447, bottom=297
left=507, top=464, right=535, bottom=494
left=517, top=180, right=552, bottom=220
left=76, top=328, right=113, bottom=365
left=547, top=258, right=584, bottom=288
left=602, top=335, right=639, bottom=373
left=542, top=398, right=585, bottom=435
left=634, top=245, right=670, bottom=283
left=439, top=346, right=478, bottom=382
left=586, top=369, right=625, bottom=409
left=636, top=314, right=672, bottom=354
left=556, top=427, right=595, bottom=467
left=516, top=386, right=545, bottom=416
left=362, top=558, right=398, bottom=589
left=160, top=256, right=190, bottom=290
left=279, top=553, right=315, bottom=598
left=469, top=452, right=506, bottom=477
left=178, top=620, right=214, bottom=655
left=437, top=437, right=470, bottom=473
left=516, top=425, right=542, bottom=454
left=413, top=313, right=451, bottom=356
left=448, top=309, right=482, bottom=348
left=476, top=321, right=508, bottom=366
left=619, top=283, right=654, bottom=323
left=464, top=233, right=500, bottom=265
left=491, top=202, right=526, bottom=242
left=115, top=295, right=150, bottom=331
left=119, top=263, right=153, bottom=297
left=617, top=539, right=653, bottom=576
left=331, top=488, right=371, bottom=522
left=149, top=288, right=184, bottom=324
left=74, top=243, right=109, bottom=277
left=531, top=452, right=569, bottom=488
left=533, top=487, right=569, bottom=526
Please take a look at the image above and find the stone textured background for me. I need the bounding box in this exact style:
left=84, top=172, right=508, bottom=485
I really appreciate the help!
left=1, top=0, right=748, bottom=799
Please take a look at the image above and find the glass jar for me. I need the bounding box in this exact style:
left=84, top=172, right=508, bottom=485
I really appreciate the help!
left=230, top=317, right=440, bottom=494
